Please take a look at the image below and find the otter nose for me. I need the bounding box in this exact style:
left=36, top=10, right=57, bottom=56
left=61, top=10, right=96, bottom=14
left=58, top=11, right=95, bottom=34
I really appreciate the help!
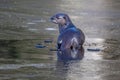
left=50, top=17, right=54, bottom=20
left=50, top=17, right=58, bottom=24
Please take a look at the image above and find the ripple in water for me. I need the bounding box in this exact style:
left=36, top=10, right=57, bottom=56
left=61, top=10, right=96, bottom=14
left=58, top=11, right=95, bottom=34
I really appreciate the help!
left=0, top=63, right=55, bottom=70
left=45, top=28, right=57, bottom=31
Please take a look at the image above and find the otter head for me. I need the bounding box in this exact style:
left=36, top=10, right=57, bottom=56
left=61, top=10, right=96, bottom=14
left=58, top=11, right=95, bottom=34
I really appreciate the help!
left=50, top=13, right=66, bottom=25
left=50, top=13, right=73, bottom=33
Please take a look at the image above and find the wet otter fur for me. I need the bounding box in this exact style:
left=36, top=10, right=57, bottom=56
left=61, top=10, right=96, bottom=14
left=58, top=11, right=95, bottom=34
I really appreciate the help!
left=50, top=13, right=85, bottom=60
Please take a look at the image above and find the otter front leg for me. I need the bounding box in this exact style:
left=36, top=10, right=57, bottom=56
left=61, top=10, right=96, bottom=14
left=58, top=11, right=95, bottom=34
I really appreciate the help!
left=57, top=39, right=62, bottom=50
left=60, top=37, right=81, bottom=51
left=58, top=39, right=72, bottom=51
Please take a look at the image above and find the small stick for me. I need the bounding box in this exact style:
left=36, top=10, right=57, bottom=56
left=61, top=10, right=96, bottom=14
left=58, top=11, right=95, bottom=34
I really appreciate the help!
left=49, top=49, right=61, bottom=51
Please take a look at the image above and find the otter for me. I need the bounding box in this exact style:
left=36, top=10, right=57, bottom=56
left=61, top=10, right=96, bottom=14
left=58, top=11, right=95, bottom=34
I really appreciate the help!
left=50, top=13, right=85, bottom=61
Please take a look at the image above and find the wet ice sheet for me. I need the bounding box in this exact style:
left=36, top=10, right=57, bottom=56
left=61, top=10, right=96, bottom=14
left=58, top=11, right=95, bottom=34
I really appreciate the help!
left=0, top=0, right=120, bottom=80
left=84, top=38, right=105, bottom=60
left=45, top=28, right=57, bottom=31
left=0, top=63, right=55, bottom=70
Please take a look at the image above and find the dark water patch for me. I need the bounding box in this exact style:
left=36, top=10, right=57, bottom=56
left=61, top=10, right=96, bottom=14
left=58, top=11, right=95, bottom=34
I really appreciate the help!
left=0, top=39, right=55, bottom=63
left=44, top=39, right=53, bottom=43
left=102, top=39, right=120, bottom=60
left=87, top=48, right=101, bottom=52
left=0, top=40, right=20, bottom=58
left=104, top=39, right=119, bottom=44
left=49, top=49, right=58, bottom=51
left=35, top=44, right=46, bottom=48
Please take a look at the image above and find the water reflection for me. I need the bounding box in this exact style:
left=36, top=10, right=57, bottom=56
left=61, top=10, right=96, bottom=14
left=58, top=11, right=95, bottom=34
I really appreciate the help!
left=53, top=47, right=84, bottom=80
left=0, top=40, right=20, bottom=58
left=54, top=61, right=69, bottom=80
left=102, top=39, right=120, bottom=60
left=0, top=39, right=55, bottom=62
left=0, top=0, right=120, bottom=80
left=57, top=47, right=84, bottom=61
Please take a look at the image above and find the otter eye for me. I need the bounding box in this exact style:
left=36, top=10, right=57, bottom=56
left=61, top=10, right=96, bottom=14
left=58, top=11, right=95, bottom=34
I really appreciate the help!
left=56, top=16, right=63, bottom=19
left=56, top=16, right=60, bottom=19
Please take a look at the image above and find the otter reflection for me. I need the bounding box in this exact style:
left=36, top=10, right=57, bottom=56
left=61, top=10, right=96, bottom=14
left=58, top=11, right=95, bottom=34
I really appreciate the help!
left=57, top=47, right=84, bottom=61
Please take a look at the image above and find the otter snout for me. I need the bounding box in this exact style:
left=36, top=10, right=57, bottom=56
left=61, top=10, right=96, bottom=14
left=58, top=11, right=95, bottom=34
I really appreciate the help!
left=50, top=17, right=58, bottom=24
left=50, top=15, right=58, bottom=24
left=50, top=13, right=66, bottom=25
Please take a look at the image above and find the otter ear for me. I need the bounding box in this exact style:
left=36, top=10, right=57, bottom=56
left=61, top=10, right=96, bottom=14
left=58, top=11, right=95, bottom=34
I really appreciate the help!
left=63, top=16, right=68, bottom=22
left=63, top=16, right=66, bottom=19
left=58, top=16, right=63, bottom=19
